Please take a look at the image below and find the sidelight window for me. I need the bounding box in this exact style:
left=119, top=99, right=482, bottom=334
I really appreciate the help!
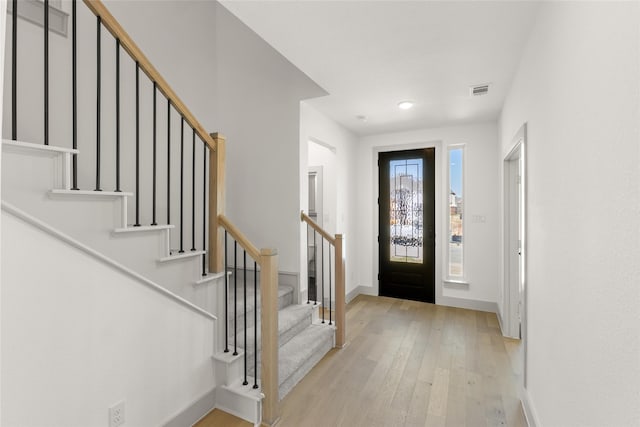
left=448, top=146, right=465, bottom=278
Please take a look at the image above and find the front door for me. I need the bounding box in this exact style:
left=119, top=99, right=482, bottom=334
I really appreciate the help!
left=378, top=148, right=435, bottom=303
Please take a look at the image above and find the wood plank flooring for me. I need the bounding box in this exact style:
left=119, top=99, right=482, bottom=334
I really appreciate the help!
left=197, top=295, right=525, bottom=427
left=195, top=409, right=250, bottom=427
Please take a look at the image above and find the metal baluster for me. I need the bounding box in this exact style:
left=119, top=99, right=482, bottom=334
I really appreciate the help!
left=306, top=224, right=310, bottom=304
left=94, top=16, right=101, bottom=190
left=134, top=63, right=140, bottom=226
left=233, top=241, right=238, bottom=356
left=44, top=0, right=49, bottom=145
left=321, top=237, right=325, bottom=323
left=253, top=260, right=258, bottom=389
left=11, top=0, right=17, bottom=140
left=313, top=230, right=317, bottom=305
left=71, top=0, right=78, bottom=189
left=179, top=118, right=184, bottom=252
left=202, top=143, right=207, bottom=276
left=243, top=250, right=248, bottom=386
left=166, top=100, right=171, bottom=225
left=224, top=231, right=229, bottom=352
left=114, top=38, right=120, bottom=192
left=329, top=244, right=332, bottom=326
left=151, top=83, right=157, bottom=225
left=191, top=129, right=196, bottom=251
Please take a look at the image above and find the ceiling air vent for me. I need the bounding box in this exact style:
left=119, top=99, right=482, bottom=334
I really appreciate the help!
left=470, top=84, right=490, bottom=97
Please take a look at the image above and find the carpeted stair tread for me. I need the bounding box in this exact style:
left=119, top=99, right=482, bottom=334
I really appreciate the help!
left=277, top=324, right=334, bottom=399
left=229, top=304, right=313, bottom=350
left=228, top=284, right=294, bottom=332
left=228, top=284, right=293, bottom=314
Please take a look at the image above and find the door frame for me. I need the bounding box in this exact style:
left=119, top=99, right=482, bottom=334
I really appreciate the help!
left=371, top=140, right=443, bottom=301
left=308, top=166, right=324, bottom=227
left=502, top=123, right=528, bottom=386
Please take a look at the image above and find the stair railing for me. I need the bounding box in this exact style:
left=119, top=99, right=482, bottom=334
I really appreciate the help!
left=216, top=214, right=280, bottom=425
left=7, top=0, right=216, bottom=270
left=6, top=1, right=280, bottom=423
left=301, top=211, right=346, bottom=348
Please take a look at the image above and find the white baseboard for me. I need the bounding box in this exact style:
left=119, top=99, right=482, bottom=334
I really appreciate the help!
left=327, top=285, right=499, bottom=315
left=521, top=388, right=540, bottom=427
left=298, top=285, right=371, bottom=307
left=161, top=387, right=216, bottom=427
left=437, top=295, right=498, bottom=313
left=497, top=309, right=506, bottom=335
left=346, top=285, right=375, bottom=303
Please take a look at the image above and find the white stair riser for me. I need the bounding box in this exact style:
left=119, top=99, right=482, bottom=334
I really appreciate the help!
left=216, top=385, right=262, bottom=426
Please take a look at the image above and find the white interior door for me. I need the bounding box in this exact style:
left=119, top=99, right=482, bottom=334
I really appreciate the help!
left=507, top=156, right=521, bottom=338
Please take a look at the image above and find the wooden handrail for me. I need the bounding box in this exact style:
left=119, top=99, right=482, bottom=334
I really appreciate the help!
left=300, top=211, right=335, bottom=245
left=209, top=133, right=225, bottom=273
left=82, top=0, right=216, bottom=151
left=218, top=214, right=261, bottom=262
left=301, top=210, right=346, bottom=349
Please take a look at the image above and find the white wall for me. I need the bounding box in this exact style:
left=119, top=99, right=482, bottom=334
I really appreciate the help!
left=216, top=5, right=325, bottom=274
left=308, top=141, right=337, bottom=232
left=300, top=102, right=359, bottom=299
left=1, top=211, right=215, bottom=427
left=105, top=1, right=217, bottom=132
left=499, top=2, right=640, bottom=426
left=357, top=122, right=500, bottom=309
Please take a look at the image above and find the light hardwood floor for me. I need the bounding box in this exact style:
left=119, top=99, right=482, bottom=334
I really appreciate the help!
left=197, top=295, right=525, bottom=427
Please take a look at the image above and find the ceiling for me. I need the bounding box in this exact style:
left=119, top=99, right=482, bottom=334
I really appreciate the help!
left=220, top=1, right=541, bottom=136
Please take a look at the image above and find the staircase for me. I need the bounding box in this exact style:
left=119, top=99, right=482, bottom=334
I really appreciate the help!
left=2, top=1, right=344, bottom=425
left=214, top=279, right=336, bottom=421
left=1, top=136, right=336, bottom=425
left=227, top=283, right=334, bottom=398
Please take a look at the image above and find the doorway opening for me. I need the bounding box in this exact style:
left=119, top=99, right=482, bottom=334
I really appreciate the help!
left=378, top=148, right=436, bottom=303
left=307, top=139, right=336, bottom=304
left=503, top=123, right=527, bottom=386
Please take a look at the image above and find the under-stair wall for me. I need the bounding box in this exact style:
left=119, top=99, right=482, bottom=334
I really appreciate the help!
left=2, top=206, right=216, bottom=427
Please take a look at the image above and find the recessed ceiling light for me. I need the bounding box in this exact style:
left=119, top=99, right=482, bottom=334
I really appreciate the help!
left=397, top=101, right=414, bottom=110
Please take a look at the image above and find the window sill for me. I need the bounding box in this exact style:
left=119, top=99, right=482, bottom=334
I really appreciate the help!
left=443, top=279, right=469, bottom=286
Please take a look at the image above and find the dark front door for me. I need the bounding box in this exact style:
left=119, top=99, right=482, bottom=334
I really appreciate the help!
left=378, top=148, right=435, bottom=303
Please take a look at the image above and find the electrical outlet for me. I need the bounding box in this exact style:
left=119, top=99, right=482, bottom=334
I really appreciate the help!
left=109, top=401, right=125, bottom=427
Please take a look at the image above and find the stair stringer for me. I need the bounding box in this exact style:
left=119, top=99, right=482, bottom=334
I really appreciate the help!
left=1, top=140, right=227, bottom=311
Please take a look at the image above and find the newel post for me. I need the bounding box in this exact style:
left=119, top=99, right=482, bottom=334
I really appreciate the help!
left=334, top=234, right=346, bottom=348
left=208, top=133, right=225, bottom=273
left=259, top=248, right=280, bottom=425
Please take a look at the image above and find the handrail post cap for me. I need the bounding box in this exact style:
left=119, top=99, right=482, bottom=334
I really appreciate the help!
left=260, top=248, right=278, bottom=256
left=210, top=132, right=226, bottom=142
